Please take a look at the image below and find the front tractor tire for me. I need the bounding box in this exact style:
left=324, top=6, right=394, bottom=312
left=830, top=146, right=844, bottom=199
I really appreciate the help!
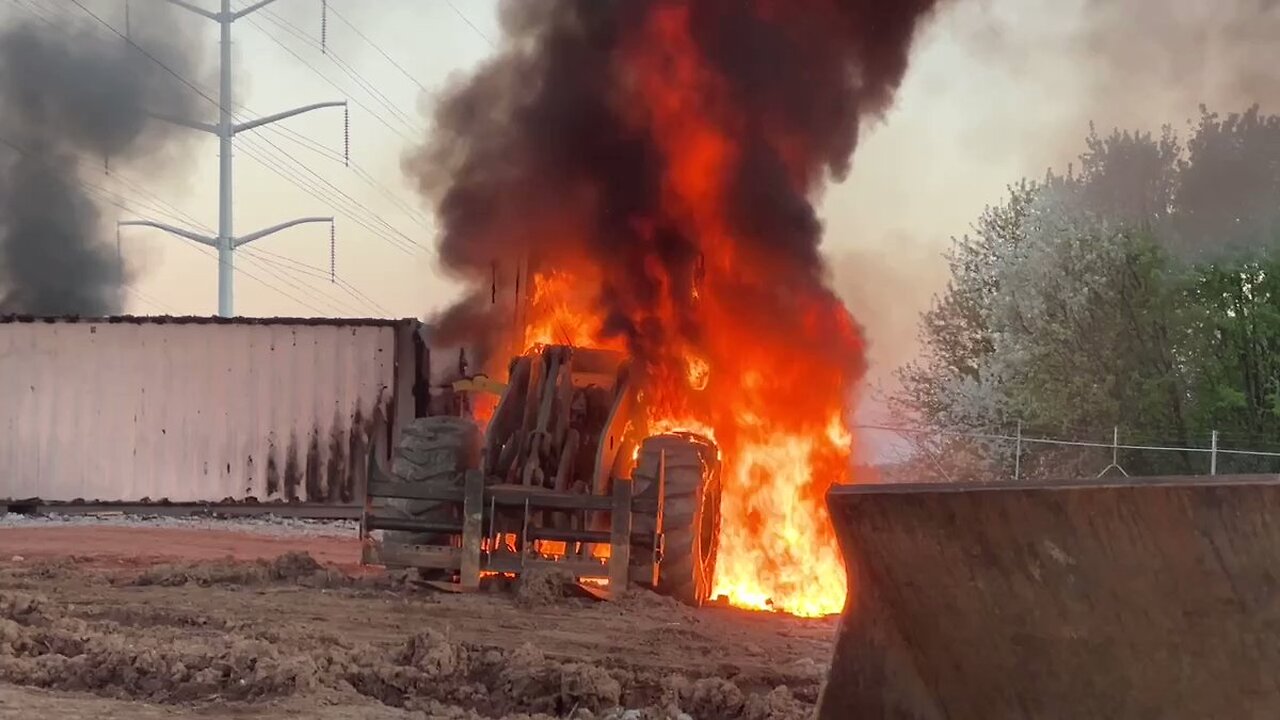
left=385, top=416, right=481, bottom=547
left=633, top=433, right=723, bottom=606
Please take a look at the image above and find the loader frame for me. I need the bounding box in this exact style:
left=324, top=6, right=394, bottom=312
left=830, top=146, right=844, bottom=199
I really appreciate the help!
left=359, top=436, right=669, bottom=593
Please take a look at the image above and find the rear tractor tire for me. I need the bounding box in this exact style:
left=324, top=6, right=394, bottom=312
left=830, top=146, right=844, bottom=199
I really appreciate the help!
left=633, top=433, right=722, bottom=606
left=385, top=416, right=481, bottom=548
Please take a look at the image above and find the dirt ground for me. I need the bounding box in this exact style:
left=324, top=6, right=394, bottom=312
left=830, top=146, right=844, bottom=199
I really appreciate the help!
left=0, top=519, right=836, bottom=719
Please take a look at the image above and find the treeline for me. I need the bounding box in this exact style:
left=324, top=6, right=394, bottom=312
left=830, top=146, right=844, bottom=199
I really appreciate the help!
left=896, top=106, right=1280, bottom=481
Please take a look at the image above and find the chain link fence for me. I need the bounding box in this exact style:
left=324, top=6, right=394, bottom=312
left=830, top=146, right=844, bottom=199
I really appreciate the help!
left=858, top=423, right=1280, bottom=483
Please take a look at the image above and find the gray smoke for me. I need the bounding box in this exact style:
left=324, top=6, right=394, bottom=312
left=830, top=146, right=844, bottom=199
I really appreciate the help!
left=0, top=9, right=205, bottom=316
left=832, top=0, right=1280, bottom=430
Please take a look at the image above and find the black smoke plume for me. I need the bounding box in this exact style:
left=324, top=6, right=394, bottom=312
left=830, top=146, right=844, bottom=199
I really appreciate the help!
left=408, top=0, right=940, bottom=371
left=0, top=10, right=205, bottom=316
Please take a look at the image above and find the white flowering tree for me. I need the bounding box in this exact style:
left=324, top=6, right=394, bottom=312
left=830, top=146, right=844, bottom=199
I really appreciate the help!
left=897, top=107, right=1280, bottom=482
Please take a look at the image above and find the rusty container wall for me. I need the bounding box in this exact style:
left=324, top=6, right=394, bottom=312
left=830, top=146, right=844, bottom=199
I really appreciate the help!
left=818, top=476, right=1280, bottom=720
left=0, top=317, right=417, bottom=505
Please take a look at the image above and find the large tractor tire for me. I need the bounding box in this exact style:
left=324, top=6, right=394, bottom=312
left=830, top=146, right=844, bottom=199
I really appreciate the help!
left=385, top=416, right=482, bottom=547
left=633, top=433, right=722, bottom=606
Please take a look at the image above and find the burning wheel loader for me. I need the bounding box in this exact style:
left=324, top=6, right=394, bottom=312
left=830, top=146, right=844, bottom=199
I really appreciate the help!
left=361, top=344, right=723, bottom=605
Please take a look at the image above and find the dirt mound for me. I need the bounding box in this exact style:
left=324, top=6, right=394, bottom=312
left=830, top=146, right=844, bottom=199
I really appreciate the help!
left=127, top=552, right=342, bottom=588
left=489, top=642, right=622, bottom=714
left=0, top=591, right=315, bottom=703
left=599, top=584, right=696, bottom=621
left=742, top=687, right=809, bottom=720
left=269, top=551, right=326, bottom=578
left=688, top=677, right=747, bottom=719
left=338, top=633, right=625, bottom=716
left=75, top=604, right=225, bottom=631
left=514, top=567, right=577, bottom=608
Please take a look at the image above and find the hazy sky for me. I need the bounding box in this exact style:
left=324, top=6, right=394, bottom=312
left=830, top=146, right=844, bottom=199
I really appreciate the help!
left=14, top=0, right=1277, bottom=414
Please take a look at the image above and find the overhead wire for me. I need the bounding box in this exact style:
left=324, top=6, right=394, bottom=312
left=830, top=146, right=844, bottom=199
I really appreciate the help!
left=255, top=4, right=421, bottom=132
left=240, top=243, right=390, bottom=311
left=325, top=2, right=428, bottom=94
left=235, top=134, right=423, bottom=255
left=9, top=0, right=60, bottom=27
left=222, top=6, right=433, bottom=228
left=91, top=183, right=338, bottom=317
left=58, top=0, right=400, bottom=315
left=57, top=6, right=352, bottom=317
left=79, top=175, right=368, bottom=317
left=66, top=0, right=221, bottom=109
left=181, top=85, right=427, bottom=257
left=123, top=285, right=178, bottom=315
left=237, top=0, right=441, bottom=236
left=232, top=98, right=431, bottom=231
left=444, top=0, right=494, bottom=48
left=242, top=245, right=391, bottom=315
left=212, top=3, right=431, bottom=253
left=0, top=111, right=353, bottom=318
left=237, top=6, right=417, bottom=143
left=79, top=182, right=340, bottom=316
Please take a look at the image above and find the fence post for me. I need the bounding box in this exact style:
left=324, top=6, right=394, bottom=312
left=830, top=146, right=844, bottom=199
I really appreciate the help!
left=1210, top=430, right=1219, bottom=476
left=1014, top=420, right=1022, bottom=482
left=1112, top=427, right=1119, bottom=469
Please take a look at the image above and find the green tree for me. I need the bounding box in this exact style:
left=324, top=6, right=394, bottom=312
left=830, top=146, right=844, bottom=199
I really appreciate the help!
left=1173, top=107, right=1280, bottom=259
left=1180, top=252, right=1280, bottom=471
left=896, top=107, right=1280, bottom=481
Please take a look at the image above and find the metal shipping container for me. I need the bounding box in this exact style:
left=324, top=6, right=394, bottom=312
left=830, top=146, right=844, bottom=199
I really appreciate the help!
left=0, top=316, right=424, bottom=505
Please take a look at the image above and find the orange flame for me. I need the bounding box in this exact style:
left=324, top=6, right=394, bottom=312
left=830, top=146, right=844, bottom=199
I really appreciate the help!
left=517, top=263, right=854, bottom=619
left=524, top=271, right=627, bottom=353
left=626, top=4, right=856, bottom=617
left=499, top=6, right=861, bottom=618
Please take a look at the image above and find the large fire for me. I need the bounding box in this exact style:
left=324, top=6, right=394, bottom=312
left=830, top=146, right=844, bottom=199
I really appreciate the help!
left=413, top=0, right=939, bottom=618
left=520, top=263, right=855, bottom=617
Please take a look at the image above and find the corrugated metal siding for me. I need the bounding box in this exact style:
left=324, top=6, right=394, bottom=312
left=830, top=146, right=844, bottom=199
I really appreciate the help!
left=0, top=319, right=400, bottom=503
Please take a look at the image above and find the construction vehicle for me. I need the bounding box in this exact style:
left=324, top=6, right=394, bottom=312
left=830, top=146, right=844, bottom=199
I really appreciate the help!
left=360, top=343, right=723, bottom=605
left=816, top=474, right=1280, bottom=719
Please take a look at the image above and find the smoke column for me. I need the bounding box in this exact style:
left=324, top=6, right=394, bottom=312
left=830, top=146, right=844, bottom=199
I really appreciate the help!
left=408, top=0, right=939, bottom=369
left=0, top=11, right=204, bottom=315
left=408, top=0, right=940, bottom=614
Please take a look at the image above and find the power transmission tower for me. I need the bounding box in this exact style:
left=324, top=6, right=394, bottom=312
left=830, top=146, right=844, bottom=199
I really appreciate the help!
left=120, top=0, right=346, bottom=317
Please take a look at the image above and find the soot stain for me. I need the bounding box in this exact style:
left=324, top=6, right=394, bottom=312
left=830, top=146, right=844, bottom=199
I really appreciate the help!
left=304, top=424, right=323, bottom=502
left=284, top=432, right=301, bottom=502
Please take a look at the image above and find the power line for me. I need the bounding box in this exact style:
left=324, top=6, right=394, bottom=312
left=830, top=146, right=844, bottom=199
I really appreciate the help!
left=235, top=140, right=417, bottom=255
left=73, top=0, right=364, bottom=317
left=84, top=185, right=339, bottom=316
left=88, top=155, right=390, bottom=316
left=98, top=188, right=336, bottom=316
left=243, top=246, right=389, bottom=315
left=236, top=250, right=362, bottom=316
left=103, top=0, right=428, bottom=247
left=10, top=0, right=61, bottom=27
left=445, top=0, right=494, bottom=48
left=225, top=2, right=433, bottom=231
left=123, top=285, right=177, bottom=315
left=238, top=6, right=418, bottom=143
left=350, top=162, right=432, bottom=227
left=0, top=119, right=359, bottom=318
left=327, top=2, right=428, bottom=94
left=256, top=4, right=420, bottom=131
left=64, top=0, right=412, bottom=314
left=225, top=94, right=430, bottom=229
left=66, top=0, right=221, bottom=109
left=262, top=122, right=345, bottom=162
left=223, top=107, right=430, bottom=253
left=235, top=132, right=426, bottom=254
